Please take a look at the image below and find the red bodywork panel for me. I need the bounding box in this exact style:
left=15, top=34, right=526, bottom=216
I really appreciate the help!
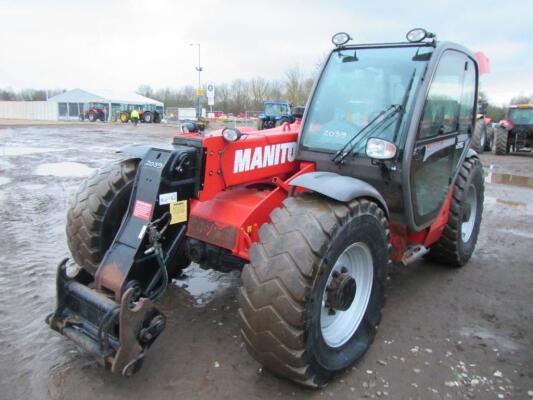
left=183, top=122, right=314, bottom=260
left=180, top=122, right=451, bottom=262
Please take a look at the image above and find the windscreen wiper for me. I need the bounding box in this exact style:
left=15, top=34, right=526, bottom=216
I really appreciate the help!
left=331, top=104, right=403, bottom=165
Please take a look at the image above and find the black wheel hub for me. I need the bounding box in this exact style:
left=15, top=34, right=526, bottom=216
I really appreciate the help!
left=325, top=267, right=357, bottom=312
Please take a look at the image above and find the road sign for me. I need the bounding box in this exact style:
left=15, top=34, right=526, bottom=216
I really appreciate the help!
left=206, top=82, right=215, bottom=106
left=196, top=88, right=204, bottom=96
left=206, top=83, right=215, bottom=97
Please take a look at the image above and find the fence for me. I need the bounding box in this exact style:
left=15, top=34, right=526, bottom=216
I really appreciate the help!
left=0, top=101, right=58, bottom=120
left=164, top=107, right=206, bottom=123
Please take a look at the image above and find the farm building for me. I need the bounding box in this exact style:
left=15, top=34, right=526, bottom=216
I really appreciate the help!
left=48, top=89, right=164, bottom=121
left=0, top=89, right=164, bottom=122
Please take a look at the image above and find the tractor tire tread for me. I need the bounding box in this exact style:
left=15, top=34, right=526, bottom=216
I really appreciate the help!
left=428, top=157, right=484, bottom=267
left=239, top=193, right=389, bottom=387
left=66, top=159, right=138, bottom=275
left=494, top=125, right=509, bottom=155
left=470, top=119, right=486, bottom=153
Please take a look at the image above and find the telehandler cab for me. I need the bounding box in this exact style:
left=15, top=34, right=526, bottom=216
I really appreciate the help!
left=47, top=29, right=487, bottom=387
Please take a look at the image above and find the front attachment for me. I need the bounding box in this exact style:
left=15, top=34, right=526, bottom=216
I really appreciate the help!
left=46, top=145, right=200, bottom=376
left=46, top=259, right=166, bottom=376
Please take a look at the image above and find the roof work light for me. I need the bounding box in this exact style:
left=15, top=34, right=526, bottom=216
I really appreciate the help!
left=331, top=32, right=352, bottom=47
left=406, top=28, right=436, bottom=43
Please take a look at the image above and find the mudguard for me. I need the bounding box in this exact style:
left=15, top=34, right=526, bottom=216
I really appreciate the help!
left=290, top=171, right=389, bottom=217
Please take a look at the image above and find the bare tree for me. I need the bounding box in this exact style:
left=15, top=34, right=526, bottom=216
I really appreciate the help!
left=284, top=65, right=305, bottom=105
left=137, top=84, right=154, bottom=98
left=249, top=77, right=269, bottom=111
left=510, top=93, right=532, bottom=104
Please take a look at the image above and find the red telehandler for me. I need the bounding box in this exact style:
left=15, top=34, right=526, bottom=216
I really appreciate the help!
left=47, top=29, right=487, bottom=387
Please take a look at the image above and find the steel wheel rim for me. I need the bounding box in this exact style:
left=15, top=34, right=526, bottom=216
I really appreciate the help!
left=461, top=184, right=477, bottom=242
left=320, top=242, right=373, bottom=348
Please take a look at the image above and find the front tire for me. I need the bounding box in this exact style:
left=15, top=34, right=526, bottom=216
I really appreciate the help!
left=428, top=156, right=484, bottom=267
left=66, top=159, right=138, bottom=275
left=238, top=195, right=389, bottom=387
left=88, top=112, right=96, bottom=122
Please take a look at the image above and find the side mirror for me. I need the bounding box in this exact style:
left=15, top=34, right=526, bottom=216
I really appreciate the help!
left=366, top=138, right=397, bottom=160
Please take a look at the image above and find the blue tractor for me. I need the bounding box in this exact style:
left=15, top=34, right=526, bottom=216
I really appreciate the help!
left=257, top=101, right=296, bottom=130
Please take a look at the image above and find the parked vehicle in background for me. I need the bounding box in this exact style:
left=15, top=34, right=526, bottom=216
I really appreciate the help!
left=79, top=102, right=107, bottom=122
left=257, top=101, right=296, bottom=129
left=119, top=104, right=163, bottom=124
left=493, top=104, right=533, bottom=155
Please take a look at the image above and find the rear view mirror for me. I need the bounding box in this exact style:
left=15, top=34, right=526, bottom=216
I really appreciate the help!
left=366, top=138, right=397, bottom=160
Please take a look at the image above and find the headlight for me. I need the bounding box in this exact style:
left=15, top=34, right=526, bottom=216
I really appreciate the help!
left=222, top=127, right=242, bottom=142
left=331, top=32, right=352, bottom=47
left=366, top=138, right=397, bottom=160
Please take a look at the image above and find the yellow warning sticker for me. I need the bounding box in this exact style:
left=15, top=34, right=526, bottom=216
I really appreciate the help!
left=169, top=200, right=187, bottom=224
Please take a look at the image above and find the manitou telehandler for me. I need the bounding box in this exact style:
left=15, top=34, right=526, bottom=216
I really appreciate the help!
left=47, top=29, right=488, bottom=387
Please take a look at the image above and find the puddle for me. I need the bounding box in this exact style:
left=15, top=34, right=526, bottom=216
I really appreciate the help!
left=34, top=162, right=94, bottom=177
left=485, top=169, right=533, bottom=189
left=460, top=327, right=520, bottom=351
left=173, top=264, right=235, bottom=305
left=0, top=177, right=10, bottom=186
left=0, top=145, right=63, bottom=156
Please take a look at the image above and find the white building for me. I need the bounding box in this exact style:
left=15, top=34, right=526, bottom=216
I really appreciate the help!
left=48, top=88, right=164, bottom=121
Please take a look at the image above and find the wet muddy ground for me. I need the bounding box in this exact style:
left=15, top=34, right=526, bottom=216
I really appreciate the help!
left=0, top=123, right=531, bottom=400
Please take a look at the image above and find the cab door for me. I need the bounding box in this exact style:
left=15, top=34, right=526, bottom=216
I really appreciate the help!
left=409, top=50, right=477, bottom=227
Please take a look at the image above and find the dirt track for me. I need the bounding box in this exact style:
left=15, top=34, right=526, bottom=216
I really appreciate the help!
left=0, top=123, right=531, bottom=400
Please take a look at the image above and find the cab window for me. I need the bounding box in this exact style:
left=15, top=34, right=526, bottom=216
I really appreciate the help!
left=419, top=51, right=466, bottom=139
left=458, top=59, right=476, bottom=134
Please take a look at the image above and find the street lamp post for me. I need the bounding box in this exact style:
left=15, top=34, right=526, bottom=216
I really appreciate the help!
left=190, top=43, right=203, bottom=118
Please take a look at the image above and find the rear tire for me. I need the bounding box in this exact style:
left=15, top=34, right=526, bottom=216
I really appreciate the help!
left=238, top=194, right=389, bottom=387
left=120, top=112, right=129, bottom=123
left=143, top=111, right=153, bottom=123
left=470, top=119, right=486, bottom=153
left=484, top=124, right=493, bottom=151
left=428, top=156, right=484, bottom=267
left=493, top=125, right=510, bottom=155
left=66, top=159, right=139, bottom=275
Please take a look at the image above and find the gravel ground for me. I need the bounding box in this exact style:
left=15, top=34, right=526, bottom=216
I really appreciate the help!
left=0, top=123, right=531, bottom=400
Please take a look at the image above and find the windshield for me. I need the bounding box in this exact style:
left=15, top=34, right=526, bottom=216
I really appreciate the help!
left=508, top=108, right=533, bottom=125
left=301, top=46, right=431, bottom=155
left=265, top=103, right=288, bottom=116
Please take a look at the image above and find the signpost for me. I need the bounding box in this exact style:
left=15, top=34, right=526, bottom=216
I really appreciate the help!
left=206, top=82, right=215, bottom=111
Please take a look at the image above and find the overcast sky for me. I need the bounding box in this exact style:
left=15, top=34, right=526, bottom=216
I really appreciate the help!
left=1, top=0, right=531, bottom=105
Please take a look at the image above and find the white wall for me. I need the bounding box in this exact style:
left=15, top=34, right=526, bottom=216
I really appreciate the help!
left=0, top=101, right=59, bottom=120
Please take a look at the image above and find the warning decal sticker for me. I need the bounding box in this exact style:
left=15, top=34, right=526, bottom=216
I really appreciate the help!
left=133, top=200, right=153, bottom=221
left=169, top=201, right=187, bottom=224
